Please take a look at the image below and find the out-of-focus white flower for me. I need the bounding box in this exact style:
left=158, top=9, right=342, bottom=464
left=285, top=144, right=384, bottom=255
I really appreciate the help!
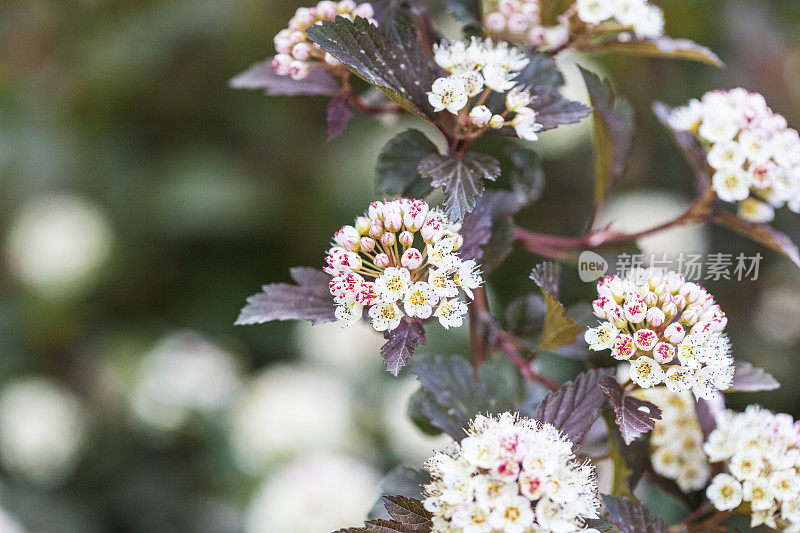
left=5, top=194, right=113, bottom=297
left=0, top=507, right=26, bottom=533
left=382, top=378, right=452, bottom=463
left=586, top=268, right=733, bottom=399
left=576, top=0, right=615, bottom=24
left=636, top=387, right=711, bottom=492
left=130, top=331, right=242, bottom=431
left=295, top=321, right=384, bottom=372
left=0, top=378, right=88, bottom=488
left=244, top=452, right=379, bottom=533
left=513, top=108, right=543, bottom=141
left=705, top=406, right=800, bottom=528
left=424, top=413, right=600, bottom=532
left=229, top=366, right=359, bottom=474
left=598, top=190, right=709, bottom=256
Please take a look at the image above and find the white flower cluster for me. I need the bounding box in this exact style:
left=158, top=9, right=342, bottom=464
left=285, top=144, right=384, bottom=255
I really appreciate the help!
left=669, top=88, right=800, bottom=222
left=585, top=268, right=734, bottom=399
left=705, top=406, right=800, bottom=530
left=423, top=413, right=601, bottom=533
left=483, top=0, right=663, bottom=50
left=271, top=1, right=376, bottom=80
left=635, top=387, right=710, bottom=492
left=575, top=0, right=664, bottom=38
left=428, top=38, right=544, bottom=141
left=325, top=198, right=482, bottom=333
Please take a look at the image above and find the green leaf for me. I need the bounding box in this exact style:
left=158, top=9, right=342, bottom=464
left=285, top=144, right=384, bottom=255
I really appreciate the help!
left=307, top=16, right=438, bottom=120
left=599, top=37, right=724, bottom=68
left=376, top=129, right=438, bottom=198
left=602, top=496, right=669, bottom=533
left=579, top=66, right=635, bottom=210
left=529, top=262, right=584, bottom=352
left=712, top=210, right=800, bottom=268
left=418, top=152, right=501, bottom=221
left=408, top=354, right=525, bottom=440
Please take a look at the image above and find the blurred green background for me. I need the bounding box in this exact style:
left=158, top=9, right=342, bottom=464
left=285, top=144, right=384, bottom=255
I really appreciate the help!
left=0, top=0, right=799, bottom=531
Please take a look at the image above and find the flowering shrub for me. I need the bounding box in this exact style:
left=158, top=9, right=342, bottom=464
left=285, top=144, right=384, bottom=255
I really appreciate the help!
left=231, top=1, right=800, bottom=531
left=669, top=88, right=800, bottom=222
left=705, top=406, right=800, bottom=529
left=423, top=413, right=600, bottom=532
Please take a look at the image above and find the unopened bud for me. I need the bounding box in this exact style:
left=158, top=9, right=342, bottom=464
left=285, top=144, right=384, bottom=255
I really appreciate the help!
left=470, top=105, right=492, bottom=127
left=489, top=115, right=505, bottom=129
left=324, top=53, right=341, bottom=67
left=352, top=3, right=374, bottom=18
left=289, top=60, right=309, bottom=81
left=664, top=323, right=686, bottom=344
left=646, top=306, right=666, bottom=328
left=401, top=248, right=424, bottom=270
left=271, top=54, right=292, bottom=76
left=355, top=216, right=370, bottom=235
left=316, top=1, right=338, bottom=18
left=380, top=232, right=396, bottom=247
left=359, top=237, right=375, bottom=252
left=399, top=231, right=414, bottom=247
left=374, top=253, right=390, bottom=269
left=369, top=220, right=384, bottom=239
left=292, top=42, right=312, bottom=61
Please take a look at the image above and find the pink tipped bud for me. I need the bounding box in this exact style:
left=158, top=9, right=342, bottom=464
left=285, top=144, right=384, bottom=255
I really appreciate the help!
left=271, top=54, right=292, bottom=76
left=292, top=42, right=312, bottom=60
left=369, top=220, right=384, bottom=239
left=368, top=201, right=383, bottom=220
left=334, top=225, right=360, bottom=250
left=289, top=60, right=310, bottom=80
left=521, top=2, right=539, bottom=17
left=671, top=294, right=687, bottom=312
left=289, top=31, right=305, bottom=47
left=642, top=290, right=658, bottom=307
left=355, top=216, right=370, bottom=235
left=679, top=282, right=701, bottom=303
left=680, top=304, right=703, bottom=326
left=664, top=323, right=686, bottom=344
left=360, top=237, right=376, bottom=252
left=399, top=231, right=414, bottom=247
left=383, top=204, right=402, bottom=232
left=485, top=12, right=507, bottom=32
left=337, top=0, right=357, bottom=13
left=401, top=248, right=424, bottom=270
left=316, top=1, right=337, bottom=18
left=374, top=253, right=390, bottom=269
left=507, top=13, right=529, bottom=33
left=528, top=26, right=546, bottom=46
left=489, top=115, right=505, bottom=129
left=380, top=232, right=396, bottom=247
left=470, top=105, right=492, bottom=127
left=646, top=306, right=666, bottom=328
left=498, top=0, right=516, bottom=15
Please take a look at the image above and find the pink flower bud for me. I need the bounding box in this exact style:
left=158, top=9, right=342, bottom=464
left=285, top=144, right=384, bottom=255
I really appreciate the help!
left=679, top=282, right=701, bottom=303
left=402, top=199, right=429, bottom=231
left=680, top=304, right=703, bottom=326
left=528, top=27, right=546, bottom=46
left=374, top=253, right=390, bottom=269
left=653, top=342, right=676, bottom=364
left=646, top=307, right=666, bottom=328
left=316, top=1, right=338, bottom=18
left=380, top=232, right=396, bottom=247
left=292, top=42, right=312, bottom=60
left=355, top=216, right=370, bottom=235
left=485, top=12, right=506, bottom=32
left=334, top=225, right=360, bottom=250
left=507, top=13, right=529, bottom=33
left=292, top=8, right=316, bottom=28
left=604, top=302, right=627, bottom=328
left=368, top=201, right=383, bottom=220
left=337, top=0, right=357, bottom=13
left=360, top=237, right=376, bottom=252
left=369, top=220, right=384, bottom=239
left=289, top=60, right=310, bottom=80
left=271, top=54, right=292, bottom=76
left=521, top=2, right=539, bottom=17
left=671, top=294, right=687, bottom=312
left=662, top=301, right=678, bottom=319
left=383, top=204, right=402, bottom=232
left=399, top=231, right=414, bottom=247
left=470, top=105, right=492, bottom=127
left=664, top=323, right=685, bottom=344
left=642, top=291, right=658, bottom=307
left=498, top=0, right=516, bottom=15
left=401, top=248, right=424, bottom=270
left=289, top=31, right=305, bottom=47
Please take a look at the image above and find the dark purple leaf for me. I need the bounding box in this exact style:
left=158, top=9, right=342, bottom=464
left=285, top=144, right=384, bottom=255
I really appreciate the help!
left=602, top=496, right=669, bottom=533
left=694, top=393, right=725, bottom=439
left=729, top=361, right=780, bottom=392
left=534, top=368, right=615, bottom=450
left=327, top=94, right=355, bottom=141
left=515, top=52, right=565, bottom=89
left=531, top=88, right=592, bottom=131
left=235, top=267, right=335, bottom=326
left=579, top=66, right=635, bottom=207
left=653, top=101, right=711, bottom=191
left=504, top=293, right=547, bottom=336
left=418, top=152, right=501, bottom=221
left=382, top=496, right=432, bottom=528
left=335, top=519, right=426, bottom=533
left=376, top=129, right=438, bottom=198
left=530, top=261, right=560, bottom=300
left=598, top=377, right=662, bottom=445
left=307, top=15, right=438, bottom=120
left=712, top=210, right=800, bottom=268
left=381, top=318, right=427, bottom=376
left=458, top=190, right=522, bottom=269
left=228, top=59, right=340, bottom=96
left=409, top=354, right=525, bottom=440
left=600, top=37, right=724, bottom=68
